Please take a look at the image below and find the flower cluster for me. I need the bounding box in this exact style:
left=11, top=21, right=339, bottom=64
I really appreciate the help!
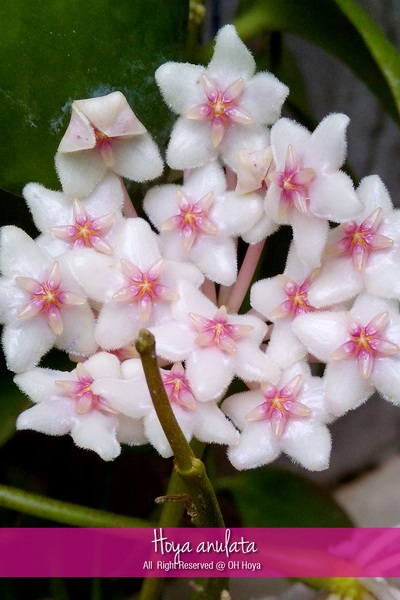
left=2, top=25, right=400, bottom=470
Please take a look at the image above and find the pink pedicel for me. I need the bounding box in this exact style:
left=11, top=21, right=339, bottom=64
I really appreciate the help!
left=270, top=270, right=320, bottom=319
left=161, top=363, right=196, bottom=409
left=15, top=261, right=85, bottom=335
left=327, top=208, right=393, bottom=271
left=246, top=375, right=311, bottom=437
left=268, top=145, right=315, bottom=218
left=189, top=305, right=253, bottom=354
left=50, top=200, right=115, bottom=254
left=112, top=258, right=178, bottom=322
left=161, top=190, right=217, bottom=251
left=55, top=362, right=116, bottom=415
left=186, top=74, right=253, bottom=147
left=331, top=312, right=400, bottom=378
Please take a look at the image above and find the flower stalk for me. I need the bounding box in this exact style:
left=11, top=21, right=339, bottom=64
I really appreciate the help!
left=135, top=328, right=225, bottom=528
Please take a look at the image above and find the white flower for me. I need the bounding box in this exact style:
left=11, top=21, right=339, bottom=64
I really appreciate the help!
left=144, top=162, right=262, bottom=285
left=23, top=174, right=125, bottom=258
left=251, top=244, right=323, bottom=369
left=292, top=293, right=400, bottom=415
left=0, top=226, right=96, bottom=373
left=266, top=114, right=361, bottom=267
left=150, top=280, right=279, bottom=402
left=55, top=91, right=163, bottom=198
left=70, top=218, right=203, bottom=350
left=15, top=352, right=145, bottom=461
left=308, top=175, right=400, bottom=306
left=98, top=359, right=239, bottom=458
left=155, top=25, right=288, bottom=170
left=222, top=361, right=332, bottom=471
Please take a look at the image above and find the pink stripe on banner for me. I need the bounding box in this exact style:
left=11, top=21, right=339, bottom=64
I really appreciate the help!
left=0, top=528, right=400, bottom=577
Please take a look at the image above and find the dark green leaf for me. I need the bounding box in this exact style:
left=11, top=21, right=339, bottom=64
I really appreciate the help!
left=0, top=0, right=189, bottom=195
left=334, top=0, right=400, bottom=116
left=0, top=373, right=30, bottom=447
left=234, top=0, right=400, bottom=124
left=218, top=467, right=353, bottom=527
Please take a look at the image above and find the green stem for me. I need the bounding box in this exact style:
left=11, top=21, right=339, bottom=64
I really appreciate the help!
left=136, top=330, right=229, bottom=600
left=0, top=483, right=150, bottom=528
left=135, top=329, right=224, bottom=528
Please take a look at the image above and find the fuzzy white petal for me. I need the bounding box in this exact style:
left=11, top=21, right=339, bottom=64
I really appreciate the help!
left=55, top=150, right=106, bottom=199
left=186, top=347, right=234, bottom=402
left=267, top=320, right=308, bottom=369
left=207, top=25, right=255, bottom=85
left=17, top=397, right=75, bottom=435
left=167, top=118, right=216, bottom=169
left=291, top=211, right=329, bottom=268
left=304, top=113, right=349, bottom=171
left=310, top=172, right=360, bottom=222
left=324, top=360, right=373, bottom=416
left=155, top=62, right=205, bottom=114
left=70, top=411, right=120, bottom=461
left=193, top=402, right=240, bottom=446
left=112, top=135, right=163, bottom=182
left=227, top=422, right=280, bottom=470
left=239, top=72, right=288, bottom=125
left=96, top=302, right=139, bottom=350
left=292, top=311, right=348, bottom=362
left=3, top=320, right=55, bottom=373
left=281, top=420, right=331, bottom=471
left=14, top=368, right=74, bottom=404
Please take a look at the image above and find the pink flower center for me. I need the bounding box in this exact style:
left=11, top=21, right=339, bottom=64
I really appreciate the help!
left=113, top=258, right=178, bottom=323
left=268, top=145, right=315, bottom=218
left=331, top=312, right=400, bottom=378
left=93, top=126, right=115, bottom=167
left=246, top=375, right=310, bottom=437
left=269, top=270, right=319, bottom=319
left=186, top=74, right=253, bottom=147
left=326, top=208, right=393, bottom=271
left=161, top=363, right=196, bottom=410
left=161, top=190, right=217, bottom=251
left=15, top=262, right=85, bottom=335
left=56, top=363, right=116, bottom=415
left=189, top=305, right=253, bottom=354
left=50, top=200, right=115, bottom=254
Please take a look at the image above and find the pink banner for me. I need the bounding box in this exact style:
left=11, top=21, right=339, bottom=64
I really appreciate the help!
left=0, top=528, right=399, bottom=577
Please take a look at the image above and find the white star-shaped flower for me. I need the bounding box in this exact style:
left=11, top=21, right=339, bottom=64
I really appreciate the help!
left=55, top=91, right=163, bottom=198
left=308, top=175, right=400, bottom=307
left=266, top=114, right=362, bottom=267
left=23, top=174, right=125, bottom=258
left=144, top=162, right=262, bottom=285
left=0, top=226, right=96, bottom=373
left=15, top=352, right=146, bottom=461
left=251, top=244, right=323, bottom=369
left=155, top=25, right=288, bottom=170
left=150, top=280, right=279, bottom=402
left=292, top=293, right=400, bottom=415
left=97, top=359, right=239, bottom=458
left=222, top=361, right=332, bottom=471
left=70, top=218, right=203, bottom=350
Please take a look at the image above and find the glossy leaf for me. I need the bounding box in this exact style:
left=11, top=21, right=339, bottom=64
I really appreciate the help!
left=334, top=0, right=400, bottom=116
left=218, top=467, right=353, bottom=527
left=0, top=374, right=30, bottom=447
left=0, top=0, right=188, bottom=195
left=233, top=0, right=400, bottom=125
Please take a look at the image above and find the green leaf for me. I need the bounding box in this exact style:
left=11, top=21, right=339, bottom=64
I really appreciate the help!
left=218, top=467, right=353, bottom=527
left=0, top=0, right=189, bottom=195
left=234, top=0, right=400, bottom=125
left=0, top=372, right=30, bottom=447
left=334, top=0, right=400, bottom=116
